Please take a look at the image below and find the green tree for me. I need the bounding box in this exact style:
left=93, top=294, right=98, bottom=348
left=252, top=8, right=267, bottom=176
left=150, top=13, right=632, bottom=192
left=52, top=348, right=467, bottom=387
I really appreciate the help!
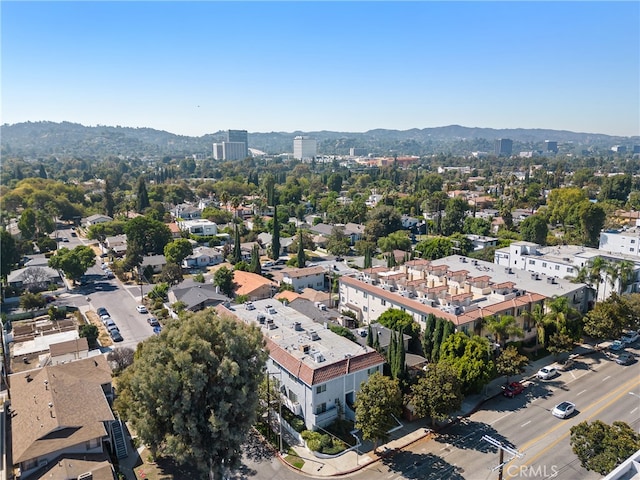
left=495, top=345, right=528, bottom=383
left=519, top=215, right=548, bottom=245
left=439, top=332, right=495, bottom=394
left=232, top=225, right=242, bottom=264
left=410, top=362, right=463, bottom=427
left=115, top=310, right=267, bottom=480
left=484, top=315, right=524, bottom=347
left=547, top=330, right=575, bottom=358
left=124, top=216, right=172, bottom=256
left=415, top=237, right=454, bottom=260
left=570, top=420, right=640, bottom=475
left=249, top=244, right=261, bottom=275
left=164, top=239, right=193, bottom=265
left=583, top=294, right=631, bottom=344
left=354, top=372, right=402, bottom=452
left=79, top=324, right=99, bottom=349
left=20, top=292, right=47, bottom=311
left=296, top=229, right=306, bottom=268
left=0, top=229, right=19, bottom=281
left=326, top=226, right=351, bottom=257
left=271, top=205, right=280, bottom=261
left=431, top=318, right=445, bottom=363
left=377, top=230, right=412, bottom=253
left=578, top=203, right=606, bottom=247
left=48, top=246, right=96, bottom=284
left=213, top=266, right=235, bottom=297
left=136, top=176, right=150, bottom=213
left=103, top=178, right=115, bottom=218
left=422, top=314, right=436, bottom=359
left=18, top=208, right=37, bottom=240
left=377, top=308, right=421, bottom=344
left=158, top=263, right=184, bottom=286
left=441, top=196, right=469, bottom=236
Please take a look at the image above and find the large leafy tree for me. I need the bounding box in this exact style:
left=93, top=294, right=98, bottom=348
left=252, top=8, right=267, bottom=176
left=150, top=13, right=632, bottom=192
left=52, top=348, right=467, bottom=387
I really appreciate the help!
left=326, top=226, right=351, bottom=257
left=441, top=196, right=469, bottom=236
left=415, top=237, right=454, bottom=260
left=164, top=238, right=193, bottom=265
left=124, top=216, right=172, bottom=256
left=439, top=332, right=495, bottom=394
left=115, top=311, right=267, bottom=480
left=495, top=345, right=528, bottom=383
left=578, top=203, right=606, bottom=247
left=354, top=372, right=402, bottom=452
left=214, top=266, right=235, bottom=297
left=519, top=214, right=548, bottom=245
left=570, top=420, right=640, bottom=475
left=583, top=294, right=632, bottom=343
left=410, top=362, right=463, bottom=427
left=18, top=208, right=37, bottom=240
left=48, top=246, right=96, bottom=284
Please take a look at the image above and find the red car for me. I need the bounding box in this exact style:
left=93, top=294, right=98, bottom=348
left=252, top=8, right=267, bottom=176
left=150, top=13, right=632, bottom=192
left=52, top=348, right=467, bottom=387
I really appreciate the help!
left=502, top=382, right=525, bottom=398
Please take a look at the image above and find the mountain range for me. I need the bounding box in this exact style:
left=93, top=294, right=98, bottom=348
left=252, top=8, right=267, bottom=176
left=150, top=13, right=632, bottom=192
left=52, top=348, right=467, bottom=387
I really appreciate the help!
left=1, top=121, right=637, bottom=158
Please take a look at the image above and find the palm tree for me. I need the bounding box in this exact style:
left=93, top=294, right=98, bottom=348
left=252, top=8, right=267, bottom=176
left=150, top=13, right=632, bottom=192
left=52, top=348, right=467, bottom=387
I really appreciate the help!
left=522, top=303, right=546, bottom=349
left=618, top=260, right=636, bottom=294
left=589, top=257, right=607, bottom=303
left=484, top=315, right=524, bottom=347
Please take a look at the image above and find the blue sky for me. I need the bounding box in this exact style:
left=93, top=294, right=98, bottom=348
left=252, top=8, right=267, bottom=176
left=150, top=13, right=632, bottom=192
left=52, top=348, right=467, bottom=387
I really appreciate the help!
left=2, top=1, right=639, bottom=137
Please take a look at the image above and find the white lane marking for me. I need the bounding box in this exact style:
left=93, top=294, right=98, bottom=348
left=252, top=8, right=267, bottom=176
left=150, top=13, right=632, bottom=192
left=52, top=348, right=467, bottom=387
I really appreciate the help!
left=489, top=411, right=513, bottom=426
left=631, top=407, right=638, bottom=415
left=440, top=443, right=451, bottom=451
left=576, top=389, right=587, bottom=396
left=521, top=420, right=531, bottom=427
left=602, top=375, right=611, bottom=382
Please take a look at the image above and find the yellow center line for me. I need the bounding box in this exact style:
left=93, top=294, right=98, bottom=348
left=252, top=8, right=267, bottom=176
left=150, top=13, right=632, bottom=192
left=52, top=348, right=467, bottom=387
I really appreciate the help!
left=504, top=375, right=640, bottom=479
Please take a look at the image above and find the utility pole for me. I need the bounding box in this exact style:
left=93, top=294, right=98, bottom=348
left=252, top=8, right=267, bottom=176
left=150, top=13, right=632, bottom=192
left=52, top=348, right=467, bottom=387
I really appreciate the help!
left=482, top=435, right=524, bottom=480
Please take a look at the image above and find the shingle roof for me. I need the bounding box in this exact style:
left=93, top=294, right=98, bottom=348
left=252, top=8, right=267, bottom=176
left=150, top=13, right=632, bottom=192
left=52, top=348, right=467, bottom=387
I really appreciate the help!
left=10, top=356, right=114, bottom=464
left=49, top=337, right=89, bottom=357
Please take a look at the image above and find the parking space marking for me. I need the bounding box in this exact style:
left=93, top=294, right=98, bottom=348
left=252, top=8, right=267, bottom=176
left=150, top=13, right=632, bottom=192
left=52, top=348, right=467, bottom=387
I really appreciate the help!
left=521, top=420, right=531, bottom=428
left=489, top=412, right=513, bottom=426
left=631, top=407, right=638, bottom=415
left=602, top=375, right=611, bottom=382
left=576, top=389, right=587, bottom=396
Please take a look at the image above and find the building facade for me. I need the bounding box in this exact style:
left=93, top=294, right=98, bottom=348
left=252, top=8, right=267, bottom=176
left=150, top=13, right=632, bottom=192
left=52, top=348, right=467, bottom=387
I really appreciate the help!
left=293, top=136, right=317, bottom=161
left=216, top=300, right=385, bottom=430
left=494, top=138, right=513, bottom=156
left=227, top=129, right=248, bottom=158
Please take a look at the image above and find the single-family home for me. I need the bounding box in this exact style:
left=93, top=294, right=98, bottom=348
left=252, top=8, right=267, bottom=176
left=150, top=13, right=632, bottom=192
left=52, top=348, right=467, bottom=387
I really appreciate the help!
left=233, top=270, right=278, bottom=300
left=183, top=246, right=224, bottom=269
left=141, top=254, right=167, bottom=274
left=7, top=266, right=62, bottom=291
left=84, top=214, right=113, bottom=228
left=168, top=281, right=229, bottom=311
left=178, top=219, right=218, bottom=236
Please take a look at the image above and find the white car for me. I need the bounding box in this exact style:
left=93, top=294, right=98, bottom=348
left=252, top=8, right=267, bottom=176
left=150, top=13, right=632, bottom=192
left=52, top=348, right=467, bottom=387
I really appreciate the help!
left=552, top=401, right=575, bottom=419
left=622, top=331, right=639, bottom=345
left=537, top=366, right=558, bottom=380
left=136, top=305, right=148, bottom=314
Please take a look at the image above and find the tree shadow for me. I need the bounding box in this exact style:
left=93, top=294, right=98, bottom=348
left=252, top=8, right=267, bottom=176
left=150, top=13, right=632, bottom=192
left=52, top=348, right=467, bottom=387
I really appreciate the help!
left=480, top=380, right=558, bottom=413
left=381, top=449, right=465, bottom=480
left=435, top=419, right=516, bottom=454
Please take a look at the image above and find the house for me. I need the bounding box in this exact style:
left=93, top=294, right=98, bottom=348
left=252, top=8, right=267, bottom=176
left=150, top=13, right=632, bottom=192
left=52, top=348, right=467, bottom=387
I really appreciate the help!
left=49, top=337, right=89, bottom=365
left=343, top=223, right=366, bottom=245
left=178, top=219, right=218, bottom=236
left=256, top=232, right=293, bottom=258
left=10, top=356, right=116, bottom=479
left=467, top=234, right=499, bottom=251
left=172, top=203, right=202, bottom=220
left=141, top=254, right=167, bottom=274
left=7, top=266, right=62, bottom=291
left=216, top=300, right=386, bottom=430
left=183, top=246, right=224, bottom=269
left=84, top=214, right=113, bottom=227
left=168, top=280, right=228, bottom=311
left=103, top=234, right=127, bottom=257
left=277, top=266, right=325, bottom=293
left=233, top=270, right=278, bottom=300
left=167, top=222, right=182, bottom=239
left=339, top=255, right=592, bottom=344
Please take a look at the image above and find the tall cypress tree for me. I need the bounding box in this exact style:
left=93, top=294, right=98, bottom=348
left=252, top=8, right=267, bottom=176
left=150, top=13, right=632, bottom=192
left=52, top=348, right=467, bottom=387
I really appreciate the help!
left=250, top=244, right=261, bottom=274
left=423, top=314, right=436, bottom=359
left=397, top=327, right=406, bottom=384
left=297, top=229, right=306, bottom=268
left=136, top=176, right=150, bottom=213
left=271, top=205, right=280, bottom=261
left=387, top=330, right=396, bottom=375
left=104, top=178, right=115, bottom=218
left=232, top=224, right=242, bottom=264
left=364, top=247, right=372, bottom=269
left=367, top=324, right=374, bottom=348
left=431, top=318, right=445, bottom=363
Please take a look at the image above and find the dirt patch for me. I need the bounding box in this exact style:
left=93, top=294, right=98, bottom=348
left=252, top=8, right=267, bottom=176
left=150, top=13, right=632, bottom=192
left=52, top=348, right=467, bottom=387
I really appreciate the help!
left=86, top=310, right=113, bottom=346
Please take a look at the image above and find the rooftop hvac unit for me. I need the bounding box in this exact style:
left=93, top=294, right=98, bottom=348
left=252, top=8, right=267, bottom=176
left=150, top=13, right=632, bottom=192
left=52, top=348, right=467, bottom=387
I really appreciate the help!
left=313, top=352, right=325, bottom=363
left=257, top=315, right=266, bottom=324
left=293, top=322, right=303, bottom=331
left=300, top=344, right=310, bottom=353
left=308, top=330, right=320, bottom=341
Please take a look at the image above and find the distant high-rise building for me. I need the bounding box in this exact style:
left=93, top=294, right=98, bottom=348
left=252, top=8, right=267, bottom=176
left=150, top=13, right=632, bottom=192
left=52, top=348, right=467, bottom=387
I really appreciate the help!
left=213, top=143, right=224, bottom=160
left=494, top=138, right=513, bottom=156
left=633, top=145, right=640, bottom=154
left=544, top=140, right=558, bottom=153
left=227, top=130, right=248, bottom=158
left=612, top=145, right=627, bottom=153
left=350, top=147, right=367, bottom=157
left=293, top=136, right=317, bottom=161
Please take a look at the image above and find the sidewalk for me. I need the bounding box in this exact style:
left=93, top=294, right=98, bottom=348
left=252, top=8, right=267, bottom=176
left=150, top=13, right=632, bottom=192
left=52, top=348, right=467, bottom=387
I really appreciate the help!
left=282, top=343, right=599, bottom=477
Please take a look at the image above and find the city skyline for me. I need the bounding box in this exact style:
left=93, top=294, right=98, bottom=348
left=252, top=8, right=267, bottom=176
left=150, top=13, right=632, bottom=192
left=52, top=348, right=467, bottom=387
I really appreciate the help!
left=2, top=1, right=639, bottom=138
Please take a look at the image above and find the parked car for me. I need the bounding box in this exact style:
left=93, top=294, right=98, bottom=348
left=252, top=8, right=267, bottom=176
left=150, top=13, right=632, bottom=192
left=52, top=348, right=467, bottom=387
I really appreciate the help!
left=616, top=352, right=636, bottom=365
left=537, top=366, right=558, bottom=380
left=104, top=318, right=117, bottom=330
left=62, top=237, right=69, bottom=242
left=552, top=401, right=575, bottom=419
left=136, top=305, right=148, bottom=313
left=502, top=382, right=525, bottom=398
left=96, top=307, right=108, bottom=317
left=153, top=325, right=162, bottom=335
left=609, top=340, right=625, bottom=352
left=622, top=331, right=640, bottom=345
left=245, top=302, right=255, bottom=311
left=110, top=329, right=123, bottom=342
left=147, top=317, right=160, bottom=327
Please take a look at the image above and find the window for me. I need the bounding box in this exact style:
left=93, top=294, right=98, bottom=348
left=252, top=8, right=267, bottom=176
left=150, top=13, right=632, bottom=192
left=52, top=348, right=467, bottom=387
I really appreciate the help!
left=567, top=267, right=574, bottom=273
left=632, top=239, right=636, bottom=244
left=316, top=384, right=326, bottom=394
left=315, top=403, right=327, bottom=414
left=381, top=299, right=386, bottom=306
left=631, top=248, right=635, bottom=252
left=288, top=390, right=298, bottom=403
left=529, top=259, right=535, bottom=265
left=363, top=292, right=368, bottom=299
left=367, top=367, right=378, bottom=375
left=555, top=265, right=560, bottom=271
left=542, top=262, right=547, bottom=267
left=363, top=306, right=368, bottom=312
